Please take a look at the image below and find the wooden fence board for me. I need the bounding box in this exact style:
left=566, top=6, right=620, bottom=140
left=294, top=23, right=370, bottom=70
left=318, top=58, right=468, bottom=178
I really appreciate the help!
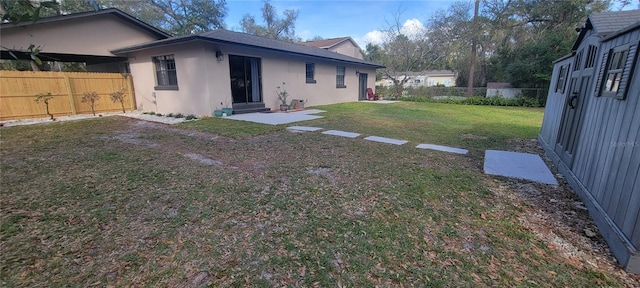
left=0, top=71, right=135, bottom=120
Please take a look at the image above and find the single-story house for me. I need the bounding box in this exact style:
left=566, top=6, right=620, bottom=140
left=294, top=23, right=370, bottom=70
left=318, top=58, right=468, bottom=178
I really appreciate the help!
left=1, top=9, right=383, bottom=116
left=539, top=10, right=640, bottom=273
left=375, top=70, right=457, bottom=88
left=0, top=8, right=170, bottom=72
left=112, top=30, right=383, bottom=115
left=299, top=37, right=364, bottom=60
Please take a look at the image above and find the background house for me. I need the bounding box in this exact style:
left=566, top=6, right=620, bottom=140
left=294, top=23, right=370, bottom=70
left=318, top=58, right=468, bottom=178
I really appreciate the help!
left=539, top=10, right=640, bottom=273
left=0, top=8, right=170, bottom=72
left=375, top=70, right=457, bottom=88
left=299, top=37, right=364, bottom=59
left=113, top=30, right=383, bottom=116
left=486, top=82, right=522, bottom=99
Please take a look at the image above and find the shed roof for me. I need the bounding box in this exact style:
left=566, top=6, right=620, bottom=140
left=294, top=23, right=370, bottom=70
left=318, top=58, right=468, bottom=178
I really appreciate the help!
left=588, top=9, right=640, bottom=37
left=113, top=30, right=383, bottom=68
left=573, top=10, right=640, bottom=50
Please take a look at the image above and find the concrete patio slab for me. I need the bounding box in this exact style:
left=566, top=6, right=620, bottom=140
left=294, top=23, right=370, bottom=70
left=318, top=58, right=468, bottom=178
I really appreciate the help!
left=294, top=109, right=326, bottom=115
left=416, top=144, right=469, bottom=155
left=286, top=126, right=323, bottom=132
left=225, top=110, right=324, bottom=125
left=364, top=136, right=408, bottom=145
left=322, top=130, right=361, bottom=138
left=484, top=150, right=558, bottom=185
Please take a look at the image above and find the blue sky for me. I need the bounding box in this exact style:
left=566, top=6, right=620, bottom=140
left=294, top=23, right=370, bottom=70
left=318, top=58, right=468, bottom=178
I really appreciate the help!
left=225, top=0, right=457, bottom=48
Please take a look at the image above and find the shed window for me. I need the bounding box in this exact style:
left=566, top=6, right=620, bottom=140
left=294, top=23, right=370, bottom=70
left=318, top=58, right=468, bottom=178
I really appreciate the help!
left=336, top=66, right=346, bottom=88
left=573, top=50, right=583, bottom=71
left=153, top=55, right=178, bottom=90
left=584, top=45, right=597, bottom=69
left=597, top=43, right=637, bottom=100
left=555, top=64, right=569, bottom=93
left=305, top=63, right=316, bottom=83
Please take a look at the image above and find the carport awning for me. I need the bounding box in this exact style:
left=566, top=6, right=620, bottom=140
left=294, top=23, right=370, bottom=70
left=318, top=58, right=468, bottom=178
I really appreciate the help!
left=0, top=50, right=127, bottom=64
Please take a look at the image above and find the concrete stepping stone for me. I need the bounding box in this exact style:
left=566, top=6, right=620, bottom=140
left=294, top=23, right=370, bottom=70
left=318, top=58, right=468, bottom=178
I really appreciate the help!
left=322, top=130, right=361, bottom=138
left=287, top=126, right=323, bottom=132
left=484, top=150, right=558, bottom=185
left=364, top=136, right=408, bottom=145
left=416, top=143, right=468, bottom=155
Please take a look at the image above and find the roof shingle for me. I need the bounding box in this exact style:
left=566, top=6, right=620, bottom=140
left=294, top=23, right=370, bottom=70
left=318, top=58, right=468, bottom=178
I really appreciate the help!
left=113, top=30, right=382, bottom=68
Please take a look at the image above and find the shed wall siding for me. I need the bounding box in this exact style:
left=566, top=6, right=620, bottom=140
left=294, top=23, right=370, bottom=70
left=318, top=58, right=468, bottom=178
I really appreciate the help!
left=539, top=26, right=640, bottom=273
left=540, top=57, right=573, bottom=147
left=571, top=30, right=640, bottom=245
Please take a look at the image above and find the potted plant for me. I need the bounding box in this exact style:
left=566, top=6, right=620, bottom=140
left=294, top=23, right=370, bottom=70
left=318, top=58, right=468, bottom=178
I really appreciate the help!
left=221, top=101, right=233, bottom=116
left=276, top=82, right=289, bottom=112
left=213, top=102, right=224, bottom=117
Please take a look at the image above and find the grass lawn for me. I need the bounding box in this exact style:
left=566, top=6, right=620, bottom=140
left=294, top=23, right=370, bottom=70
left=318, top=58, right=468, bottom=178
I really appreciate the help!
left=0, top=102, right=633, bottom=286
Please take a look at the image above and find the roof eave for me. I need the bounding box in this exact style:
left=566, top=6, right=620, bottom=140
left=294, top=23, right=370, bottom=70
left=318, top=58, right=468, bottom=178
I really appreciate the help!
left=601, top=21, right=640, bottom=42
left=0, top=8, right=171, bottom=39
left=112, top=36, right=385, bottom=68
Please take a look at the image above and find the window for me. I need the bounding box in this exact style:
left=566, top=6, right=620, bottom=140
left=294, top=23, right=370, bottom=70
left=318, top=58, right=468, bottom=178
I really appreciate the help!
left=153, top=55, right=178, bottom=90
left=573, top=49, right=583, bottom=71
left=555, top=64, right=569, bottom=93
left=305, top=63, right=316, bottom=83
left=336, top=66, right=346, bottom=88
left=597, top=43, right=636, bottom=99
left=584, top=45, right=597, bottom=69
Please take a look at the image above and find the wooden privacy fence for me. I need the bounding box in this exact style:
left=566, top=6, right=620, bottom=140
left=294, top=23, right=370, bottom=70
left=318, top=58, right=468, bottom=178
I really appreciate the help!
left=0, top=71, right=135, bottom=121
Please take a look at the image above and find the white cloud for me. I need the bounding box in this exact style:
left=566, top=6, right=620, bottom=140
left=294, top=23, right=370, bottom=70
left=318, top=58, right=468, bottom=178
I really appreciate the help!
left=400, top=18, right=426, bottom=39
left=363, top=30, right=385, bottom=46
left=359, top=18, right=426, bottom=48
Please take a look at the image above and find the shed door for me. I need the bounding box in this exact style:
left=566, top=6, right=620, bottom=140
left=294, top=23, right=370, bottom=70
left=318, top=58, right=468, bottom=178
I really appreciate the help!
left=555, top=48, right=592, bottom=167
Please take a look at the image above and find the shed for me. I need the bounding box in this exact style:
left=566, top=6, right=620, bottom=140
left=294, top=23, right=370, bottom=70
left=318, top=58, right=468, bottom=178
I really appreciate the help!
left=539, top=10, right=640, bottom=273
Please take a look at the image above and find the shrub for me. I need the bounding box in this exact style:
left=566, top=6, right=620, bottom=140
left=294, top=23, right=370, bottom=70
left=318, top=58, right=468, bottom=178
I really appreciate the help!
left=81, top=91, right=100, bottom=116
left=175, top=113, right=185, bottom=118
left=185, top=114, right=197, bottom=120
left=167, top=113, right=174, bottom=117
left=109, top=90, right=127, bottom=113
left=35, top=92, right=55, bottom=120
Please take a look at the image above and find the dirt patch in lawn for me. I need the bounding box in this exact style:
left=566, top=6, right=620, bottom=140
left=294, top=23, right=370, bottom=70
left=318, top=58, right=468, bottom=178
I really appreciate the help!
left=498, top=138, right=640, bottom=286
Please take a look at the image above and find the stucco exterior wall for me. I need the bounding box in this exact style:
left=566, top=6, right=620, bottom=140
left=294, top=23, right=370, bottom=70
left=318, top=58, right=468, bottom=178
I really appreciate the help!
left=128, top=42, right=229, bottom=116
left=126, top=41, right=377, bottom=116
left=330, top=41, right=364, bottom=59
left=1, top=14, right=160, bottom=56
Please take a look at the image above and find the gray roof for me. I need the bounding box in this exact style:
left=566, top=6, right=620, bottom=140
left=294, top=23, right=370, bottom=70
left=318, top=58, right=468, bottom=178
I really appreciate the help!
left=589, top=9, right=640, bottom=37
left=112, top=29, right=384, bottom=68
left=572, top=9, right=640, bottom=50
left=0, top=8, right=171, bottom=39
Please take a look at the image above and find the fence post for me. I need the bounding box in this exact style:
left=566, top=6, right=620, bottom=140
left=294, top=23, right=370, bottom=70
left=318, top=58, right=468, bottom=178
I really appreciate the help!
left=126, top=74, right=135, bottom=111
left=63, top=72, right=76, bottom=115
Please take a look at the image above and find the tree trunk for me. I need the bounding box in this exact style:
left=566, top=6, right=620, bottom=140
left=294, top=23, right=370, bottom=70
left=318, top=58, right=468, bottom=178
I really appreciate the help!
left=467, top=0, right=480, bottom=97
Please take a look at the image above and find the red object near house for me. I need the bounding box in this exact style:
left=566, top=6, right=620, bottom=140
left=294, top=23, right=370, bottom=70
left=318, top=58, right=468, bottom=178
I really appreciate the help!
left=367, top=88, right=379, bottom=100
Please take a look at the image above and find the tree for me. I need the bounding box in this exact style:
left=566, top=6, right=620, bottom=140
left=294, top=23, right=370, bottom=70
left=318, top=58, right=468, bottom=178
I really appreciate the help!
left=378, top=13, right=442, bottom=99
left=82, top=91, right=101, bottom=116
left=146, top=0, right=227, bottom=35
left=240, top=0, right=299, bottom=41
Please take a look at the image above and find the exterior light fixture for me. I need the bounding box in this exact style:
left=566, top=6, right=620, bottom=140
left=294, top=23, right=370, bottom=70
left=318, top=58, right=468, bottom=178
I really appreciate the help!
left=216, top=50, right=224, bottom=61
